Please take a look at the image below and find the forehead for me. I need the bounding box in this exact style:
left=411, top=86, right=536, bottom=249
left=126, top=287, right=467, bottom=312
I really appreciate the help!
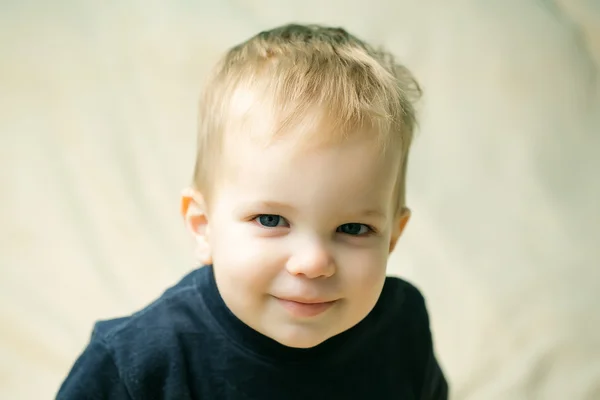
left=216, top=132, right=400, bottom=211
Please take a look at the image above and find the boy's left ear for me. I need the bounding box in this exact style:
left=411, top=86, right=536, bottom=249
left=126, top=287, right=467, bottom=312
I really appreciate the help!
left=181, top=188, right=212, bottom=265
left=389, top=207, right=411, bottom=254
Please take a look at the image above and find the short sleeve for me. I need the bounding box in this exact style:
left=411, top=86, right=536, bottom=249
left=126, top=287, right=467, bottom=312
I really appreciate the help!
left=56, top=337, right=131, bottom=400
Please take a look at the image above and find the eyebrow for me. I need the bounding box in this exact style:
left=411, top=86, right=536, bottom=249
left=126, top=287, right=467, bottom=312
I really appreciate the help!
left=237, top=201, right=297, bottom=213
left=240, top=201, right=386, bottom=220
left=359, top=209, right=387, bottom=220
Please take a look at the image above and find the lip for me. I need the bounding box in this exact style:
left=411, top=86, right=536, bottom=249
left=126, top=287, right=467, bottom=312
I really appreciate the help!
left=274, top=296, right=338, bottom=318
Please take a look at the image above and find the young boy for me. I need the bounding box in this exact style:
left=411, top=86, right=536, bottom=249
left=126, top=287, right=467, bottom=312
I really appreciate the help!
left=57, top=23, right=448, bottom=399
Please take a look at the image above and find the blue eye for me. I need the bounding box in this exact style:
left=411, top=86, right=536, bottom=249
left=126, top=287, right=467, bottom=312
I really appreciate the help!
left=337, top=223, right=371, bottom=236
left=256, top=214, right=286, bottom=227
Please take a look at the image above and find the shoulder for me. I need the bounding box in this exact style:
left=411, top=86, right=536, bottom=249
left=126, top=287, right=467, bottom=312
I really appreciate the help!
left=378, top=275, right=434, bottom=363
left=382, top=275, right=430, bottom=327
left=58, top=268, right=210, bottom=398
left=382, top=276, right=449, bottom=399
left=57, top=335, right=132, bottom=399
left=93, top=267, right=207, bottom=357
left=91, top=268, right=208, bottom=380
left=98, top=268, right=201, bottom=334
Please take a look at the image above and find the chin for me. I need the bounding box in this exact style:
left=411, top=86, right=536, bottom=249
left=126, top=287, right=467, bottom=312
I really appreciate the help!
left=272, top=327, right=335, bottom=349
left=278, top=337, right=326, bottom=349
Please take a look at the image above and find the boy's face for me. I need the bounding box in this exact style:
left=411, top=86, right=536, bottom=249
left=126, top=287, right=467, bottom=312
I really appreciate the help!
left=183, top=131, right=409, bottom=349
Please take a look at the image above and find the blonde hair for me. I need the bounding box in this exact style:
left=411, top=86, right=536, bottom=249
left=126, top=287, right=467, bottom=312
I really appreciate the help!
left=193, top=23, right=421, bottom=209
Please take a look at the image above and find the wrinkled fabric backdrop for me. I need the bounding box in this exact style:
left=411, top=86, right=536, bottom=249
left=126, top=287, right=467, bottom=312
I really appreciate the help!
left=1, top=1, right=599, bottom=399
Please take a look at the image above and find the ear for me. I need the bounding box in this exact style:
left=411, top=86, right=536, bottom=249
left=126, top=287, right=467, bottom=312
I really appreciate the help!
left=389, top=207, right=411, bottom=254
left=181, top=188, right=212, bottom=265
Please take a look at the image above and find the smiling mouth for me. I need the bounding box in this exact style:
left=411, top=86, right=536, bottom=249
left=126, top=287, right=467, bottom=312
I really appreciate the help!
left=274, top=296, right=338, bottom=318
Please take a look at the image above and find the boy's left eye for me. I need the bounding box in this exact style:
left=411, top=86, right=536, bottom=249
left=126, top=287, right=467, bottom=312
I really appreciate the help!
left=337, top=223, right=372, bottom=236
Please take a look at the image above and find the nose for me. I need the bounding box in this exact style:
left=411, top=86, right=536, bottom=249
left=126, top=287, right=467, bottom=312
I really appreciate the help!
left=285, top=239, right=336, bottom=279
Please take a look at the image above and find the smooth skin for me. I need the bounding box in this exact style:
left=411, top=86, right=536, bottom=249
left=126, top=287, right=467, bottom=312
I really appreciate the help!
left=181, top=132, right=410, bottom=349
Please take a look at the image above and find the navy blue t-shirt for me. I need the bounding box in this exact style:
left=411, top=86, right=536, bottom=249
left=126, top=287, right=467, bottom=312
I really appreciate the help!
left=57, top=265, right=448, bottom=399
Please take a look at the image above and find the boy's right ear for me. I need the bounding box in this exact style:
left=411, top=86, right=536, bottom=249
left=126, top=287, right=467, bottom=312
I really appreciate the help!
left=181, top=188, right=212, bottom=265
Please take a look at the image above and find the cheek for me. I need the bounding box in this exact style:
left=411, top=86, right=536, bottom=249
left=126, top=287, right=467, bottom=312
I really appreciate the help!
left=209, top=217, right=285, bottom=290
left=337, top=245, right=388, bottom=292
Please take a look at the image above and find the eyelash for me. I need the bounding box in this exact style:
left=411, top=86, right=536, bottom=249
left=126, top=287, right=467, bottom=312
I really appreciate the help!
left=252, top=214, right=376, bottom=236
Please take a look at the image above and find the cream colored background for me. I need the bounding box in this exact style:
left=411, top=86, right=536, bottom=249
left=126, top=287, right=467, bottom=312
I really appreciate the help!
left=1, top=1, right=599, bottom=399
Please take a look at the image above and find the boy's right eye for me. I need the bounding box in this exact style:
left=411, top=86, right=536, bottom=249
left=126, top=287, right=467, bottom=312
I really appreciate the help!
left=255, top=214, right=288, bottom=228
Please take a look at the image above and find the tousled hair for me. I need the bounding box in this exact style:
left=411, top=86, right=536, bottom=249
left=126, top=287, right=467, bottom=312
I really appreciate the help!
left=193, top=23, right=421, bottom=209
